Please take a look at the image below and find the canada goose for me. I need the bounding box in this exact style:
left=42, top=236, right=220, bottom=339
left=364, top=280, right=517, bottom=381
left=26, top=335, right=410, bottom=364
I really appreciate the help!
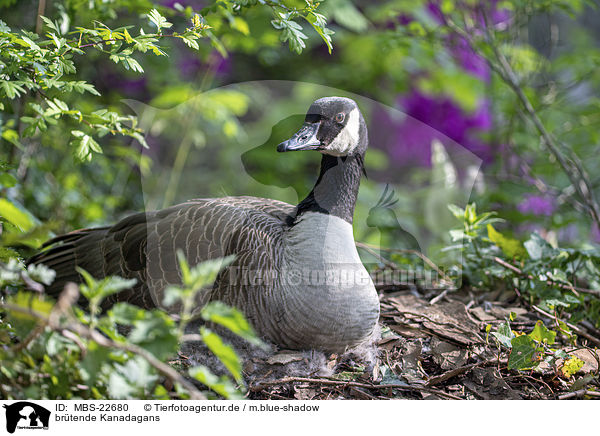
left=29, top=96, right=380, bottom=352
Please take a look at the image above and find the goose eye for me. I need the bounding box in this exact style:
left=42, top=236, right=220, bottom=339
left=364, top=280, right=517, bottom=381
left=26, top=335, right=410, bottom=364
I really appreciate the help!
left=335, top=112, right=345, bottom=123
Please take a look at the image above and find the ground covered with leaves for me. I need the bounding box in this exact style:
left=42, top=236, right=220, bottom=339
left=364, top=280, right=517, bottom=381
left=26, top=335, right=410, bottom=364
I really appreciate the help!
left=247, top=287, right=600, bottom=400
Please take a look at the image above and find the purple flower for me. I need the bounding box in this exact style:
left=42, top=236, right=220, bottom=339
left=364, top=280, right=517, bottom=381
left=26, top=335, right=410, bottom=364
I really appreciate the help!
left=424, top=1, right=512, bottom=81
left=370, top=91, right=495, bottom=168
left=178, top=53, right=231, bottom=79
left=450, top=36, right=490, bottom=81
left=426, top=2, right=444, bottom=23
left=517, top=194, right=555, bottom=216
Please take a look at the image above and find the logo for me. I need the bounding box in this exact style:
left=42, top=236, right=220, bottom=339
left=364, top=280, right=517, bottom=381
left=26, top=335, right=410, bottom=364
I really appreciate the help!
left=2, top=402, right=50, bottom=434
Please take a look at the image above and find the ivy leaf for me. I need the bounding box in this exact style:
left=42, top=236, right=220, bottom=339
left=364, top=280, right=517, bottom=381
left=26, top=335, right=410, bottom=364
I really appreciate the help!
left=508, top=335, right=539, bottom=371
left=528, top=320, right=556, bottom=345
left=524, top=233, right=555, bottom=260
left=491, top=320, right=515, bottom=348
left=561, top=356, right=584, bottom=378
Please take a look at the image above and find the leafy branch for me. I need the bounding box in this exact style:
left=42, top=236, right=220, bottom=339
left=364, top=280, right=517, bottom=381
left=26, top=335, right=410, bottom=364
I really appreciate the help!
left=442, top=7, right=600, bottom=229
left=0, top=10, right=211, bottom=160
left=0, top=254, right=261, bottom=399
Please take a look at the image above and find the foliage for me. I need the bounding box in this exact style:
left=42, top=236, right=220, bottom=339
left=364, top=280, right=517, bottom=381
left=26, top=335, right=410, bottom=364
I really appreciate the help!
left=486, top=316, right=588, bottom=379
left=449, top=202, right=600, bottom=327
left=0, top=255, right=260, bottom=399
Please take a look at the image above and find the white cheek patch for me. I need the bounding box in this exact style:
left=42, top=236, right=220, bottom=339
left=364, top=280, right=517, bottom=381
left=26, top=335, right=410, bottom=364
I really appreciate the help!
left=322, top=108, right=360, bottom=156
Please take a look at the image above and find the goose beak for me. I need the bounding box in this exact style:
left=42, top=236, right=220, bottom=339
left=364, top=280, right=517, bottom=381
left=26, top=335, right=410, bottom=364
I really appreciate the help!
left=277, top=122, right=321, bottom=152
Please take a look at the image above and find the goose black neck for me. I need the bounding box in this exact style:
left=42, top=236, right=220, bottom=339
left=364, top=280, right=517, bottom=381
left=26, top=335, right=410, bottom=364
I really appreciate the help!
left=295, top=153, right=365, bottom=224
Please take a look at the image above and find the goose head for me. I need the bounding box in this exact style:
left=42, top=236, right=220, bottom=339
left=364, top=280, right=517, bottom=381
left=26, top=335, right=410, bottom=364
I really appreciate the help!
left=277, top=97, right=367, bottom=156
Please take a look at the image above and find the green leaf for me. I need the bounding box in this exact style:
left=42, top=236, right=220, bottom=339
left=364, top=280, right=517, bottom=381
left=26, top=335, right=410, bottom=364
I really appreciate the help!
left=0, top=80, right=26, bottom=99
left=528, top=320, right=556, bottom=345
left=0, top=198, right=35, bottom=231
left=40, top=16, right=60, bottom=34
left=177, top=252, right=235, bottom=293
left=487, top=224, right=527, bottom=259
left=447, top=204, right=465, bottom=220
left=77, top=268, right=136, bottom=302
left=524, top=233, right=555, bottom=260
left=125, top=57, right=144, bottom=73
left=189, top=365, right=243, bottom=399
left=5, top=291, right=54, bottom=338
left=107, top=371, right=136, bottom=399
left=0, top=172, right=17, bottom=188
left=561, top=356, right=584, bottom=377
left=200, top=327, right=242, bottom=382
left=304, top=12, right=334, bottom=54
left=72, top=130, right=102, bottom=161
left=126, top=310, right=179, bottom=360
left=148, top=9, right=172, bottom=31
left=231, top=17, right=249, bottom=35
left=508, top=335, right=538, bottom=370
left=0, top=19, right=11, bottom=32
left=109, top=302, right=146, bottom=325
left=330, top=0, right=369, bottom=32
left=80, top=341, right=110, bottom=385
left=179, top=33, right=199, bottom=50
left=201, top=301, right=264, bottom=347
left=272, top=15, right=308, bottom=54
left=491, top=320, right=515, bottom=348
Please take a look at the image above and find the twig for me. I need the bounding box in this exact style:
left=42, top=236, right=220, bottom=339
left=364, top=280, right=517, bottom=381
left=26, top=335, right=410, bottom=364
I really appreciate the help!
left=483, top=9, right=600, bottom=227
left=429, top=289, right=448, bottom=305
left=36, top=0, right=47, bottom=35
left=10, top=324, right=44, bottom=353
left=447, top=14, right=600, bottom=228
left=493, top=257, right=600, bottom=298
left=557, top=389, right=600, bottom=400
left=356, top=242, right=401, bottom=271
left=356, top=241, right=454, bottom=285
left=426, top=360, right=494, bottom=387
left=250, top=376, right=463, bottom=400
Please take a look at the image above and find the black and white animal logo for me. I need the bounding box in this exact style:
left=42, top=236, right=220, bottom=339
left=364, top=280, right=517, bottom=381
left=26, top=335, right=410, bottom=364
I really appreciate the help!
left=2, top=402, right=50, bottom=433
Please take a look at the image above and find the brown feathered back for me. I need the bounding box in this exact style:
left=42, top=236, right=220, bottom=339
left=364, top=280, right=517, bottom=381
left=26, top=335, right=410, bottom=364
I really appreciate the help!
left=29, top=196, right=295, bottom=315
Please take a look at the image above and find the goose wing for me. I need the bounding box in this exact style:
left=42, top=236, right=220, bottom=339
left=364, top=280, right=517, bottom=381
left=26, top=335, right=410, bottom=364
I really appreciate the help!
left=29, top=196, right=295, bottom=309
